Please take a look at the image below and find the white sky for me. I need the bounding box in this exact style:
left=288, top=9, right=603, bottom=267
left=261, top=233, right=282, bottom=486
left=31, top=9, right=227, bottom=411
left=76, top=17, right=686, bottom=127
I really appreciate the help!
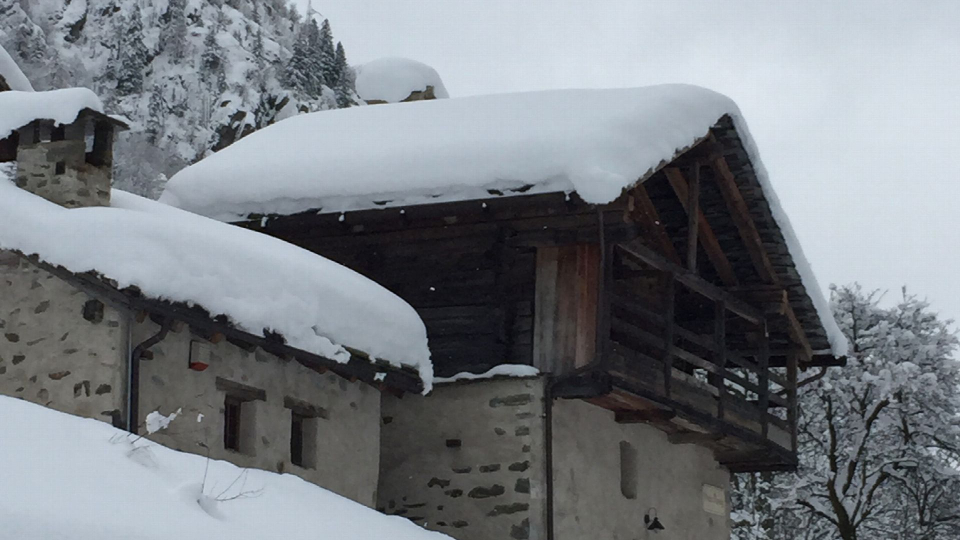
left=298, top=0, right=960, bottom=323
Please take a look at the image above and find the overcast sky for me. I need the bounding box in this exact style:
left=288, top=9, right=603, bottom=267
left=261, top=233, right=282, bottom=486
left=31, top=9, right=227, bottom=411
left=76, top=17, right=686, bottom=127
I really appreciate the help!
left=297, top=0, right=960, bottom=323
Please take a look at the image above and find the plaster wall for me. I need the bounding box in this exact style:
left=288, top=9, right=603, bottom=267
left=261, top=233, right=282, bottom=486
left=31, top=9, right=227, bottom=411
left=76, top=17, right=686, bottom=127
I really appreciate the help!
left=379, top=377, right=548, bottom=540
left=15, top=139, right=111, bottom=208
left=552, top=399, right=731, bottom=540
left=0, top=254, right=127, bottom=424
left=134, top=319, right=382, bottom=507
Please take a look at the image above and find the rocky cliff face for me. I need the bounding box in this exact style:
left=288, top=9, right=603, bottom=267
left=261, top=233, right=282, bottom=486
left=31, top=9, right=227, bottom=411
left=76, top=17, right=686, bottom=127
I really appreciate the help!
left=0, top=0, right=357, bottom=197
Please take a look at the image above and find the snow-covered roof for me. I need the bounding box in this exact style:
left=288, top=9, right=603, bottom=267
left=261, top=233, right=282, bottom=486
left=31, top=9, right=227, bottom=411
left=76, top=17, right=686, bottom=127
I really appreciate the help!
left=0, top=45, right=33, bottom=92
left=161, top=84, right=847, bottom=356
left=0, top=396, right=450, bottom=540
left=0, top=88, right=104, bottom=139
left=0, top=180, right=433, bottom=387
left=355, top=57, right=449, bottom=103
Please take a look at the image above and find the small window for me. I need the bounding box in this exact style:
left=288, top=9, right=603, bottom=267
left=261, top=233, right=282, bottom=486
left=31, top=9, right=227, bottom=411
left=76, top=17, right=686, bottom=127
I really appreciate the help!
left=620, top=441, right=638, bottom=500
left=55, top=161, right=66, bottom=175
left=285, top=397, right=323, bottom=469
left=291, top=412, right=306, bottom=466
left=224, top=396, right=243, bottom=451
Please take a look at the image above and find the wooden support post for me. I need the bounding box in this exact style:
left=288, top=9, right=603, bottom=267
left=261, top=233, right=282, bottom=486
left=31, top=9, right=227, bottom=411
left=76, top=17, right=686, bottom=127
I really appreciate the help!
left=662, top=274, right=676, bottom=399
left=759, top=319, right=771, bottom=438
left=713, top=300, right=727, bottom=421
left=686, top=162, right=701, bottom=272
left=664, top=167, right=738, bottom=286
left=786, top=350, right=799, bottom=451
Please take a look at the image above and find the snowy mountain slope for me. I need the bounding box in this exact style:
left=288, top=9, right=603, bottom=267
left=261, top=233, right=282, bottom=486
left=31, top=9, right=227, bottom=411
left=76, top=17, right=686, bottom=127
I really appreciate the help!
left=0, top=0, right=358, bottom=198
left=0, top=396, right=450, bottom=540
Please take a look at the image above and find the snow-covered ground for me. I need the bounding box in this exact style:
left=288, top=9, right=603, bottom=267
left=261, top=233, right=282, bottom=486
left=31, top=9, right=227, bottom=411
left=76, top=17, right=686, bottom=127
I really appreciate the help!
left=162, top=84, right=847, bottom=354
left=0, top=180, right=433, bottom=387
left=355, top=57, right=449, bottom=103
left=0, top=396, right=450, bottom=540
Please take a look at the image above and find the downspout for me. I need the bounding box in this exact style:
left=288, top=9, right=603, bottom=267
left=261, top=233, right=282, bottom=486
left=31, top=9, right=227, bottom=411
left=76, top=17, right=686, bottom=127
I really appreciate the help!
left=127, top=316, right=171, bottom=433
left=544, top=378, right=555, bottom=540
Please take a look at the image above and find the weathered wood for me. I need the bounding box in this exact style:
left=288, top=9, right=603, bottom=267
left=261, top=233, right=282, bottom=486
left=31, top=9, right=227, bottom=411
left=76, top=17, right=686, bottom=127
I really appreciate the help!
left=758, top=319, right=771, bottom=437
left=663, top=167, right=738, bottom=286
left=533, top=244, right=600, bottom=375
left=709, top=155, right=780, bottom=285
left=215, top=377, right=266, bottom=402
left=735, top=286, right=814, bottom=362
left=668, top=431, right=725, bottom=445
left=787, top=351, right=799, bottom=451
left=615, top=409, right=677, bottom=424
left=686, top=162, right=701, bottom=272
left=627, top=184, right=682, bottom=264
left=714, top=300, right=727, bottom=421
left=617, top=240, right=765, bottom=325
left=662, top=275, right=675, bottom=398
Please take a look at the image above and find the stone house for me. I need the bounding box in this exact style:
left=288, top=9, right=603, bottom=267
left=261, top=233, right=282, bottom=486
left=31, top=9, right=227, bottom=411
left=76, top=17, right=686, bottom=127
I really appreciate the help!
left=0, top=86, right=430, bottom=509
left=162, top=85, right=848, bottom=540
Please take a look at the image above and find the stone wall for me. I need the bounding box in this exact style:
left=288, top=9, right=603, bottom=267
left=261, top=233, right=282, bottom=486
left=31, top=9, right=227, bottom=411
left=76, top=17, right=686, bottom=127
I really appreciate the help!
left=134, top=319, right=382, bottom=507
left=15, top=139, right=111, bottom=208
left=0, top=254, right=127, bottom=424
left=378, top=377, right=548, bottom=540
left=552, top=399, right=731, bottom=540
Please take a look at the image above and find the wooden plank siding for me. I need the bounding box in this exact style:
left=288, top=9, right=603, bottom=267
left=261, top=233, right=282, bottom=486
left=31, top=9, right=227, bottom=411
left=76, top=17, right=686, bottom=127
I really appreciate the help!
left=533, top=244, right=601, bottom=375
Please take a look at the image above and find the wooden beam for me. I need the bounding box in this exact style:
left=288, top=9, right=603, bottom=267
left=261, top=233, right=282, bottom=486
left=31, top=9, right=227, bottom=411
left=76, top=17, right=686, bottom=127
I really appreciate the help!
left=663, top=167, right=738, bottom=286
left=626, top=184, right=682, bottom=265
left=735, top=286, right=814, bottom=362
left=615, top=409, right=677, bottom=424
left=668, top=431, right=724, bottom=445
left=709, top=155, right=780, bottom=285
left=617, top=240, right=765, bottom=325
left=686, top=162, right=701, bottom=272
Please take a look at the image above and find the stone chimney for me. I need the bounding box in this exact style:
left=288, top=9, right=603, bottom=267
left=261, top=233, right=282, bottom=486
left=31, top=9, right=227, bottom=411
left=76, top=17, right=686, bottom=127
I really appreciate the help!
left=12, top=110, right=127, bottom=208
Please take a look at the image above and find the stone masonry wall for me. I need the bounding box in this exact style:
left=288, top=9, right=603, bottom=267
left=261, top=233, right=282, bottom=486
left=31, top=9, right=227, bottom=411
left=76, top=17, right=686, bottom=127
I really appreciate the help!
left=378, top=377, right=548, bottom=540
left=135, top=319, right=382, bottom=507
left=15, top=139, right=111, bottom=208
left=0, top=253, right=127, bottom=424
left=552, top=399, right=732, bottom=540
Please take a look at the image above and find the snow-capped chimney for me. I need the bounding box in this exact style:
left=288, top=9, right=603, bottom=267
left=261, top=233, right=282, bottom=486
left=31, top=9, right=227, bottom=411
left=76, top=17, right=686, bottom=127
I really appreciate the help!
left=12, top=111, right=127, bottom=208
left=354, top=58, right=449, bottom=105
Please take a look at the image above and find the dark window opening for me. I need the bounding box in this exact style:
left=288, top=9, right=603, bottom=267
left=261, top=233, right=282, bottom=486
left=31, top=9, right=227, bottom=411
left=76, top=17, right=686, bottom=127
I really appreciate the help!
left=620, top=440, right=638, bottom=500
left=290, top=412, right=306, bottom=467
left=55, top=161, right=66, bottom=175
left=224, top=396, right=242, bottom=451
left=51, top=125, right=65, bottom=141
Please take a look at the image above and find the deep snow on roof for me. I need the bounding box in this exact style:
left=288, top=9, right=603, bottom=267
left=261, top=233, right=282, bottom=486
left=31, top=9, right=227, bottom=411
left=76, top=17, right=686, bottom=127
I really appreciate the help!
left=0, top=45, right=33, bottom=92
left=0, top=181, right=433, bottom=387
left=161, top=84, right=847, bottom=356
left=355, top=57, right=449, bottom=103
left=0, top=88, right=103, bottom=139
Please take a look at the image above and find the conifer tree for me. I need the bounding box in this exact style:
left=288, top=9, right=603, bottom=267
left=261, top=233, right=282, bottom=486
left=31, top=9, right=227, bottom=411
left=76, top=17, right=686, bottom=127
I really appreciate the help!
left=283, top=24, right=313, bottom=96
left=116, top=4, right=149, bottom=96
left=318, top=19, right=337, bottom=87
left=146, top=84, right=167, bottom=143
left=161, top=0, right=189, bottom=59
left=333, top=41, right=353, bottom=107
left=201, top=21, right=226, bottom=93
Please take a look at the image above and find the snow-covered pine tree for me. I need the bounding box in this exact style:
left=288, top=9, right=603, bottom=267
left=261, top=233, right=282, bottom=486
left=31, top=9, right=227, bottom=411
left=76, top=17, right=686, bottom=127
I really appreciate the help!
left=318, top=19, right=337, bottom=87
left=116, top=4, right=149, bottom=96
left=161, top=0, right=190, bottom=60
left=333, top=41, right=354, bottom=108
left=733, top=285, right=960, bottom=540
left=200, top=19, right=226, bottom=95
left=284, top=22, right=313, bottom=97
left=146, top=84, right=167, bottom=143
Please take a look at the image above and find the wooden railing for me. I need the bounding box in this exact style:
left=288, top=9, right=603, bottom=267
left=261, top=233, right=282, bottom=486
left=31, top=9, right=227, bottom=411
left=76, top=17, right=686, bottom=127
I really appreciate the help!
left=608, top=242, right=798, bottom=451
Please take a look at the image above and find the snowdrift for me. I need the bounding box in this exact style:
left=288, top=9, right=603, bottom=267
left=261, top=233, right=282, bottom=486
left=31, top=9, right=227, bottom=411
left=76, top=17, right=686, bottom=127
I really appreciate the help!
left=0, top=396, right=450, bottom=540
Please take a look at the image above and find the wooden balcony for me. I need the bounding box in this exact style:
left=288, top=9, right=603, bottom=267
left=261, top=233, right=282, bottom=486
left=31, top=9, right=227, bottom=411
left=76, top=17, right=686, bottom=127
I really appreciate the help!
left=541, top=240, right=803, bottom=472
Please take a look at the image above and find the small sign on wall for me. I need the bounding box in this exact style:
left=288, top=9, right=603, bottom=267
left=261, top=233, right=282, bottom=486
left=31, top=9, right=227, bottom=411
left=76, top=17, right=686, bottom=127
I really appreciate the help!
left=702, top=484, right=726, bottom=516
